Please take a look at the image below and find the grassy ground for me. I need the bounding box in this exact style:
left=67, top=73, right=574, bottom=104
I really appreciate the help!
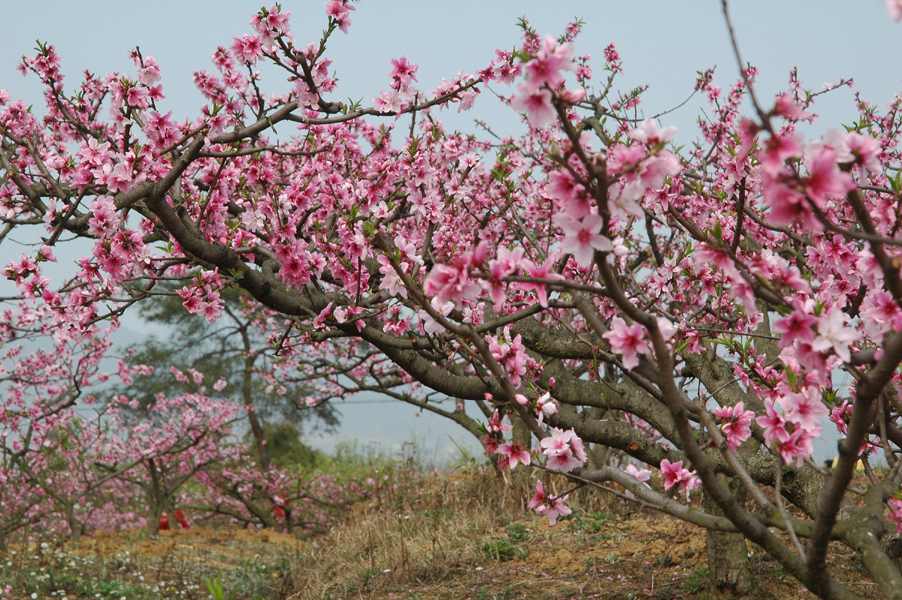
left=0, top=463, right=885, bottom=600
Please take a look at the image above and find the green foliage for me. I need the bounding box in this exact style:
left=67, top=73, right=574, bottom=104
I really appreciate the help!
left=684, top=565, right=710, bottom=594
left=478, top=538, right=529, bottom=562
left=506, top=523, right=530, bottom=542
left=243, top=422, right=320, bottom=469
left=572, top=510, right=619, bottom=534
left=316, top=440, right=397, bottom=477
left=203, top=574, right=238, bottom=600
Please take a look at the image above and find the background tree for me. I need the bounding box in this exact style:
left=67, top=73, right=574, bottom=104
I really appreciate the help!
left=105, top=282, right=338, bottom=470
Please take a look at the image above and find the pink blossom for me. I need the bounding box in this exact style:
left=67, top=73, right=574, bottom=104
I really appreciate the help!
left=313, top=302, right=333, bottom=329
left=488, top=328, right=528, bottom=387
left=377, top=255, right=409, bottom=299
left=774, top=305, right=818, bottom=348
left=528, top=481, right=572, bottom=525
left=887, top=0, right=902, bottom=21
left=231, top=34, right=263, bottom=64
left=802, top=144, right=855, bottom=207
left=528, top=480, right=547, bottom=510
left=628, top=119, right=677, bottom=146
left=535, top=392, right=558, bottom=423
left=843, top=132, right=881, bottom=174
left=423, top=261, right=480, bottom=310
left=829, top=400, right=852, bottom=435
left=772, top=93, right=811, bottom=121
left=510, top=85, right=555, bottom=128
left=778, top=386, right=828, bottom=434
left=757, top=398, right=791, bottom=445
left=518, top=257, right=563, bottom=307
left=623, top=464, right=652, bottom=499
left=485, top=246, right=523, bottom=310
left=540, top=427, right=587, bottom=472
left=811, top=305, right=858, bottom=363
left=521, top=35, right=574, bottom=93
left=389, top=56, right=418, bottom=87
left=603, top=44, right=622, bottom=72
left=715, top=401, right=755, bottom=451
left=759, top=132, right=802, bottom=175
left=773, top=428, right=814, bottom=468
left=487, top=410, right=512, bottom=434
left=496, top=442, right=530, bottom=470
left=761, top=175, right=818, bottom=229
left=556, top=212, right=612, bottom=267
left=659, top=459, right=700, bottom=501
left=324, top=0, right=353, bottom=33
left=544, top=495, right=572, bottom=525
left=602, top=317, right=650, bottom=371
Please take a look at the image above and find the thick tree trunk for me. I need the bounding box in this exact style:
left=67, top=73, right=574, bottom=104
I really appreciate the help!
left=246, top=408, right=270, bottom=471
left=66, top=505, right=82, bottom=542
left=146, top=458, right=165, bottom=537
left=704, top=477, right=767, bottom=600
left=241, top=328, right=270, bottom=471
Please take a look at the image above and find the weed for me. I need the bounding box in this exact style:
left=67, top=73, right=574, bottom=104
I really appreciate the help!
left=684, top=565, right=710, bottom=594
left=572, top=510, right=620, bottom=533
left=478, top=539, right=529, bottom=562
left=203, top=574, right=238, bottom=600
left=506, top=523, right=530, bottom=542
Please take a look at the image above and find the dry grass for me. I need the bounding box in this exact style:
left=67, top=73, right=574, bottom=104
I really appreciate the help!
left=286, top=467, right=884, bottom=600
left=290, top=466, right=687, bottom=600
left=292, top=467, right=527, bottom=598
left=1, top=466, right=886, bottom=600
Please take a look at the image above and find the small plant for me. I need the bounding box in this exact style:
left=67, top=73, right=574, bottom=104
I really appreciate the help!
left=506, top=523, right=530, bottom=542
left=572, top=510, right=619, bottom=533
left=203, top=574, right=238, bottom=600
left=684, top=565, right=710, bottom=595
left=478, top=539, right=529, bottom=562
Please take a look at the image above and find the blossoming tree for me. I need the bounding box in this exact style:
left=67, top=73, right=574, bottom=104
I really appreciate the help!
left=5, top=1, right=902, bottom=598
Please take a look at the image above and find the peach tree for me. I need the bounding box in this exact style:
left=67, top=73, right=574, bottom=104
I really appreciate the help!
left=5, top=2, right=902, bottom=598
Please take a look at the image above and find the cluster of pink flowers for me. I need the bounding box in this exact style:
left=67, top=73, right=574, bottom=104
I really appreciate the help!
left=539, top=427, right=587, bottom=472
left=528, top=481, right=572, bottom=525
left=714, top=401, right=755, bottom=452
left=757, top=384, right=829, bottom=467
left=510, top=35, right=577, bottom=127
left=660, top=460, right=701, bottom=501
left=487, top=328, right=528, bottom=388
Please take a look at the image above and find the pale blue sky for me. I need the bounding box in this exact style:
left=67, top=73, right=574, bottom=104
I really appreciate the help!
left=3, top=2, right=901, bottom=142
left=2, top=1, right=900, bottom=461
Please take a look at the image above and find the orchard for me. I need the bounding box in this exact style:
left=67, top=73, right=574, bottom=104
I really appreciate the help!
left=4, top=1, right=902, bottom=599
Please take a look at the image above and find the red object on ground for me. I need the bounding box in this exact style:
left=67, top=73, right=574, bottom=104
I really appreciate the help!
left=174, top=509, right=189, bottom=529
left=159, top=513, right=171, bottom=531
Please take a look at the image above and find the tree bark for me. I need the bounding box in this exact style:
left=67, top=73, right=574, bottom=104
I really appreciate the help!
left=240, top=326, right=271, bottom=471
left=704, top=476, right=767, bottom=600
